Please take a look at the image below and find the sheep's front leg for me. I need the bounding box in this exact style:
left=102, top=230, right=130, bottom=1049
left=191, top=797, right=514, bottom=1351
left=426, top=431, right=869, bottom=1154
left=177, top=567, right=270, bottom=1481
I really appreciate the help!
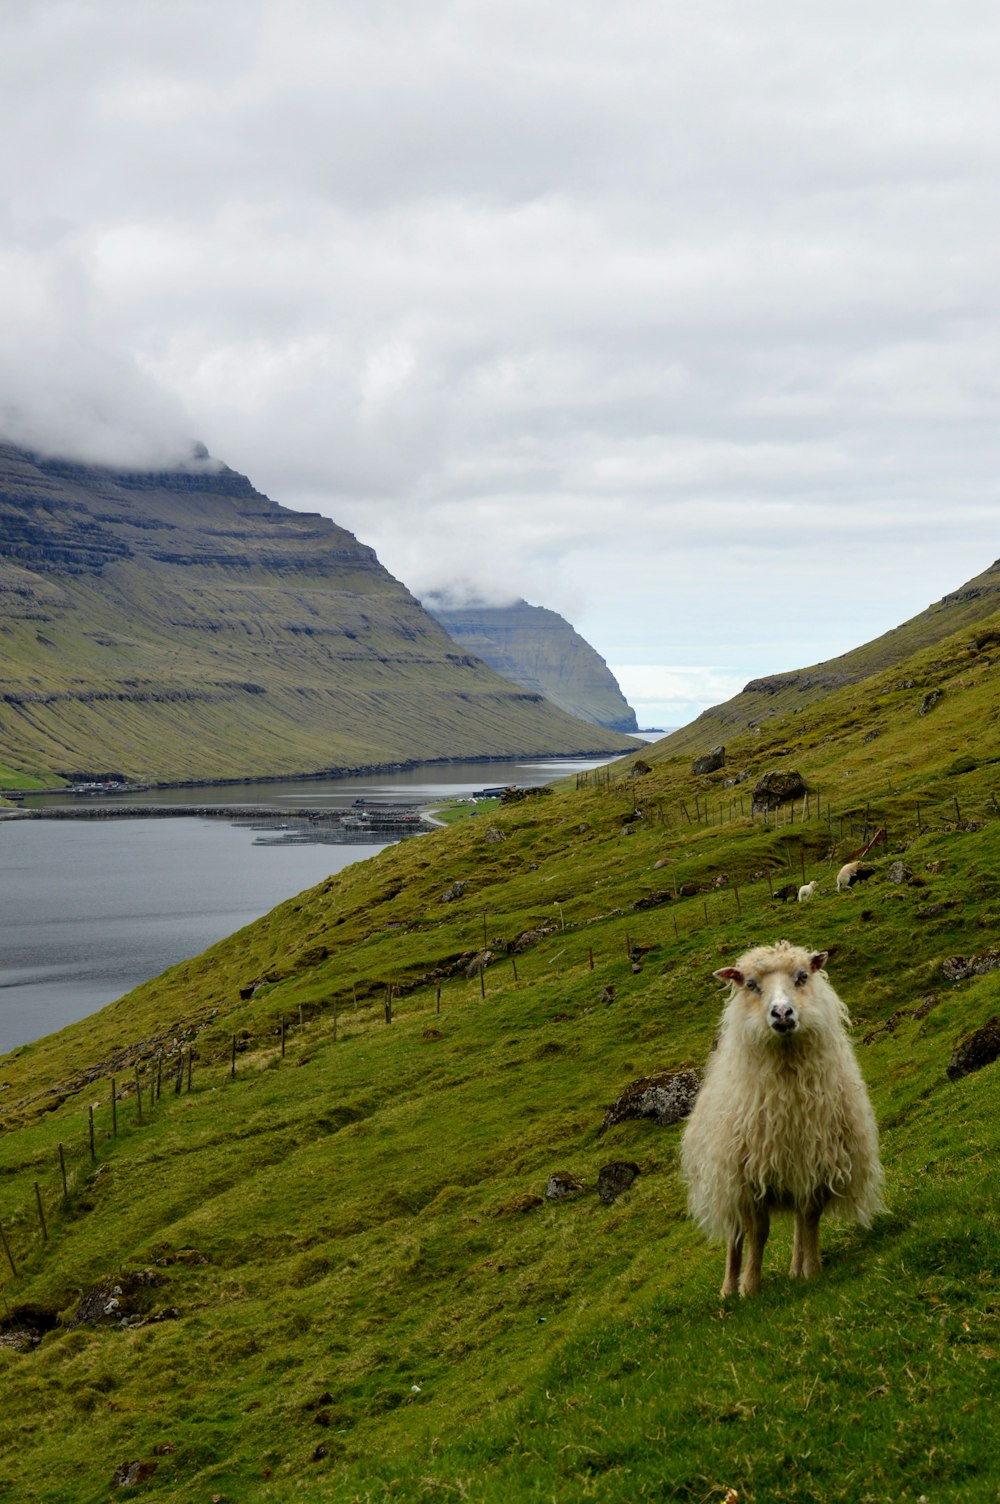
left=739, top=1205, right=770, bottom=1297
left=790, top=1205, right=823, bottom=1279
left=722, top=1231, right=743, bottom=1297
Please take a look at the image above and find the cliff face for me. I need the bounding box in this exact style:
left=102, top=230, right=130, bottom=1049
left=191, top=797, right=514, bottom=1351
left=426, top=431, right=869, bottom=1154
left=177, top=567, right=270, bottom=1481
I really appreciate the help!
left=0, top=444, right=638, bottom=783
left=425, top=598, right=639, bottom=733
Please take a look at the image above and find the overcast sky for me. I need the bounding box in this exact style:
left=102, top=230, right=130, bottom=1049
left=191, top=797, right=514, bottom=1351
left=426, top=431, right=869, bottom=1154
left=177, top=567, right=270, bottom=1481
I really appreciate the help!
left=2, top=1, right=998, bottom=728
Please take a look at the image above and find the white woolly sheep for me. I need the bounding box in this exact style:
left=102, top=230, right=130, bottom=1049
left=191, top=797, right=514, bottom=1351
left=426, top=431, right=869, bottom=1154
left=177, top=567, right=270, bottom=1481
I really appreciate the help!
left=680, top=940, right=884, bottom=1297
left=836, top=861, right=860, bottom=892
left=797, top=880, right=818, bottom=902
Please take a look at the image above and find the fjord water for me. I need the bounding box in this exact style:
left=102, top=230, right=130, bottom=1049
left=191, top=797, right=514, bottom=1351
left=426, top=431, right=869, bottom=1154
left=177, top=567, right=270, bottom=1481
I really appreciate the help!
left=1, top=756, right=616, bottom=1054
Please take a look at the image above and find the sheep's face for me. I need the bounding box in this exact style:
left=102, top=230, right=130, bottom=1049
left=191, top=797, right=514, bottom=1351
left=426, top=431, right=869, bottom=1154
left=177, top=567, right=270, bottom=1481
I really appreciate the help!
left=714, top=945, right=829, bottom=1042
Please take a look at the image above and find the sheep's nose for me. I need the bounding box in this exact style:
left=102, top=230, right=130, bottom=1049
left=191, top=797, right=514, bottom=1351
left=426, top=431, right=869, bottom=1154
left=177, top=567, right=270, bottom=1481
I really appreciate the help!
left=769, top=1002, right=797, bottom=1033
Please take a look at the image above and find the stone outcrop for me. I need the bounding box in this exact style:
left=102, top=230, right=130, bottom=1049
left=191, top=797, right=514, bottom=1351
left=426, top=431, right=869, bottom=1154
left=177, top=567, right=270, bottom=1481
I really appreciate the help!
left=600, top=1069, right=702, bottom=1134
left=752, top=769, right=808, bottom=811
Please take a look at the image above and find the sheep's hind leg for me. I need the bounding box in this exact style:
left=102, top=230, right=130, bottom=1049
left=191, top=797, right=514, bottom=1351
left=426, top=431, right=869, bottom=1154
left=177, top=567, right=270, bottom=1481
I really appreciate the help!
left=722, top=1232, right=743, bottom=1297
left=739, top=1205, right=770, bottom=1297
left=790, top=1205, right=823, bottom=1279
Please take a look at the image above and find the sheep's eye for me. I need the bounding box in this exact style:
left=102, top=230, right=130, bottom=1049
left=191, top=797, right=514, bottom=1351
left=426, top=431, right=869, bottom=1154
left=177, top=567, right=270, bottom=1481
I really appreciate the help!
left=794, top=970, right=809, bottom=988
left=745, top=977, right=760, bottom=994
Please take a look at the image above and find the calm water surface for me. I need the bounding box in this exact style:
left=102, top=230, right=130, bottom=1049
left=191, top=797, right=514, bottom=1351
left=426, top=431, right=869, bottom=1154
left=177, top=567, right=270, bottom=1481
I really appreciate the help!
left=2, top=755, right=621, bottom=1053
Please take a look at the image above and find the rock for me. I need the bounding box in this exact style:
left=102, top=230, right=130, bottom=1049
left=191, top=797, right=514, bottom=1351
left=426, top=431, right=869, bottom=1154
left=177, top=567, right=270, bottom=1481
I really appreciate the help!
left=630, top=760, right=652, bottom=777
left=863, top=729, right=880, bottom=744
left=515, top=925, right=556, bottom=949
left=751, top=769, right=807, bottom=811
left=887, top=861, right=911, bottom=884
left=600, top=1069, right=702, bottom=1134
left=545, top=1171, right=585, bottom=1200
left=483, top=827, right=506, bottom=843
left=112, top=1461, right=158, bottom=1489
left=919, top=689, right=943, bottom=715
left=942, top=949, right=1000, bottom=982
left=465, top=950, right=493, bottom=978
left=692, top=745, right=725, bottom=776
left=599, top=986, right=615, bottom=1005
left=946, top=1018, right=1000, bottom=1080
left=439, top=880, right=468, bottom=903
left=632, top=890, right=671, bottom=911
left=597, top=1161, right=640, bottom=1203
left=677, top=882, right=698, bottom=897
left=916, top=901, right=958, bottom=920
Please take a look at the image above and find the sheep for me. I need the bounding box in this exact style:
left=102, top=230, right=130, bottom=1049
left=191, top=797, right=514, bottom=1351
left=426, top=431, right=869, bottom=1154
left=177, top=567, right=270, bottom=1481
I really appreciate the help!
left=837, top=861, right=876, bottom=892
left=680, top=940, right=884, bottom=1297
left=797, top=880, right=818, bottom=902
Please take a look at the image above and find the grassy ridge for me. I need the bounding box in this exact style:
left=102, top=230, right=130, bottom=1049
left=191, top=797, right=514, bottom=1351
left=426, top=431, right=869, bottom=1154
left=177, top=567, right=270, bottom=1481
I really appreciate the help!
left=0, top=608, right=998, bottom=1501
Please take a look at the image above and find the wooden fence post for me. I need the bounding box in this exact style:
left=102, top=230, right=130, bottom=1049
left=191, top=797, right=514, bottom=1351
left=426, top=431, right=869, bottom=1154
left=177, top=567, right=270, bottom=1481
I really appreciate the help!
left=332, top=997, right=338, bottom=1041
left=187, top=1050, right=194, bottom=1092
left=34, top=1183, right=48, bottom=1243
left=134, top=1065, right=143, bottom=1125
left=511, top=957, right=519, bottom=982
left=58, top=1144, right=69, bottom=1207
left=231, top=1035, right=237, bottom=1079
left=0, top=1223, right=17, bottom=1277
left=111, top=1077, right=118, bottom=1139
left=88, top=1105, right=96, bottom=1163
left=436, top=980, right=442, bottom=1013
left=281, top=1015, right=286, bottom=1058
left=588, top=947, right=594, bottom=971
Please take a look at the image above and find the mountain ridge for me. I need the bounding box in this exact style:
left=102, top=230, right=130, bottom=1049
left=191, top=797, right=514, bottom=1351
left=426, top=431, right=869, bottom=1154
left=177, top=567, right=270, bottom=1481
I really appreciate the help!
left=0, top=443, right=638, bottom=784
left=425, top=596, right=639, bottom=733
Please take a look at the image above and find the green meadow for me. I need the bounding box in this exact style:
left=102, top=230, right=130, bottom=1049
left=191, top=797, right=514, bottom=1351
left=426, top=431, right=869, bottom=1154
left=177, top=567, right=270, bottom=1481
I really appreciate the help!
left=0, top=608, right=998, bottom=1502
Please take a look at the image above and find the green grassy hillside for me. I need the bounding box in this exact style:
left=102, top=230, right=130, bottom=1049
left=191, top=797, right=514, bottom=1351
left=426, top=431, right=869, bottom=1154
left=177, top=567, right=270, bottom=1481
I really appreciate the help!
left=0, top=444, right=636, bottom=784
left=0, top=605, right=998, bottom=1502
left=661, top=556, right=1000, bottom=754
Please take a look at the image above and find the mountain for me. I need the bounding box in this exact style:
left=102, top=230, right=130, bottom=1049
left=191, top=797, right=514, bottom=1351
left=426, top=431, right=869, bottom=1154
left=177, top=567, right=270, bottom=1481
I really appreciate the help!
left=1, top=557, right=998, bottom=1499
left=424, top=596, right=639, bottom=732
left=0, top=444, right=638, bottom=784
left=657, top=556, right=1000, bottom=754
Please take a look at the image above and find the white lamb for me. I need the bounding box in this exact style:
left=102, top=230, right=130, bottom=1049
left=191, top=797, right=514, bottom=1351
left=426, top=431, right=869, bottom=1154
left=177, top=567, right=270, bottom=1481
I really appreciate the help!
left=680, top=940, right=884, bottom=1297
left=836, top=861, right=861, bottom=892
left=797, top=880, right=818, bottom=902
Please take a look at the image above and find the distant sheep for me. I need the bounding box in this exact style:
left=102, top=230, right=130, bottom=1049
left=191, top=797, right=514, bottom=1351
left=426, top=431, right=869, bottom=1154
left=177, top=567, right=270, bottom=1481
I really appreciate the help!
left=680, top=940, right=884, bottom=1297
left=797, top=880, right=818, bottom=902
left=837, top=861, right=876, bottom=892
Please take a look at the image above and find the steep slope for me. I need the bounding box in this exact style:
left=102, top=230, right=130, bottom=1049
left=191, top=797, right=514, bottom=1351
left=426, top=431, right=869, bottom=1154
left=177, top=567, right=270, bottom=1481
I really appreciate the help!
left=0, top=587, right=998, bottom=1501
left=656, top=555, right=1000, bottom=754
left=0, top=444, right=637, bottom=782
left=425, top=595, right=639, bottom=732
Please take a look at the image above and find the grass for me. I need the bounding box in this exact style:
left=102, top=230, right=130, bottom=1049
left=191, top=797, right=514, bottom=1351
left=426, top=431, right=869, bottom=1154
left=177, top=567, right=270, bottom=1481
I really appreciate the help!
left=0, top=607, right=998, bottom=1501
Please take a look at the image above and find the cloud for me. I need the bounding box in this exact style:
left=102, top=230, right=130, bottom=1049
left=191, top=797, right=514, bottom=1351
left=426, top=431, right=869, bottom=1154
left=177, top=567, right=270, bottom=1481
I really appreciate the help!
left=1, top=0, right=999, bottom=722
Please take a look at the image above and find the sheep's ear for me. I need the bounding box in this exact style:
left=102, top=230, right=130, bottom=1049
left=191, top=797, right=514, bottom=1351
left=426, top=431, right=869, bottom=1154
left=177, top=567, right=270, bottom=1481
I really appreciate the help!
left=713, top=966, right=744, bottom=986
left=809, top=951, right=828, bottom=972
